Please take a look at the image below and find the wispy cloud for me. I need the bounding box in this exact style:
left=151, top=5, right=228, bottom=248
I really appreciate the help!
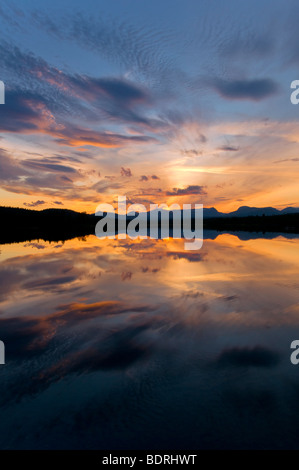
left=218, top=145, right=239, bottom=152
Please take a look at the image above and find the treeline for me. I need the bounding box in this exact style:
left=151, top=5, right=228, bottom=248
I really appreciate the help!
left=203, top=213, right=299, bottom=233
left=0, top=206, right=299, bottom=244
left=0, top=207, right=96, bottom=244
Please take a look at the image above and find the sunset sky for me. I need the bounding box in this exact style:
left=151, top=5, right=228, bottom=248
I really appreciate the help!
left=1, top=0, right=299, bottom=213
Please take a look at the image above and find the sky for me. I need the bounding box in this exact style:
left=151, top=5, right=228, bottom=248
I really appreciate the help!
left=0, top=0, right=299, bottom=213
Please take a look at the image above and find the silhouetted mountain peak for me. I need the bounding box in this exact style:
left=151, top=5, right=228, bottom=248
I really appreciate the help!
left=228, top=206, right=280, bottom=217
left=204, top=206, right=299, bottom=218
left=203, top=207, right=223, bottom=217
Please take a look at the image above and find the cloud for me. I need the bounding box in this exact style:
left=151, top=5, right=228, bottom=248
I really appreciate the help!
left=0, top=43, right=149, bottom=106
left=55, top=126, right=156, bottom=148
left=212, top=78, right=278, bottom=101
left=92, top=180, right=122, bottom=194
left=0, top=299, right=154, bottom=362
left=216, top=346, right=280, bottom=368
left=24, top=200, right=46, bottom=207
left=218, top=145, right=239, bottom=152
left=0, top=298, right=157, bottom=402
left=218, top=33, right=274, bottom=60
left=274, top=158, right=299, bottom=164
left=166, top=252, right=203, bottom=262
left=140, top=175, right=148, bottom=181
left=0, top=43, right=205, bottom=162
left=140, top=174, right=159, bottom=182
left=22, top=159, right=77, bottom=173
left=0, top=267, right=26, bottom=302
left=0, top=147, right=26, bottom=181
left=121, top=167, right=132, bottom=177
left=0, top=89, right=56, bottom=133
left=49, top=339, right=150, bottom=374
left=0, top=88, right=158, bottom=147
left=0, top=4, right=296, bottom=212
left=23, top=242, right=46, bottom=249
left=30, top=10, right=177, bottom=90
left=0, top=42, right=164, bottom=146
left=23, top=276, right=77, bottom=290
left=166, top=185, right=207, bottom=196
left=84, top=77, right=148, bottom=104
left=220, top=295, right=239, bottom=302
left=121, top=272, right=133, bottom=281
left=181, top=149, right=202, bottom=157
left=0, top=146, right=90, bottom=198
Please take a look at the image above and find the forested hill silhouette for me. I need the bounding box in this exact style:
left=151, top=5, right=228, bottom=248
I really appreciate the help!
left=1, top=205, right=299, bottom=244
left=0, top=207, right=96, bottom=244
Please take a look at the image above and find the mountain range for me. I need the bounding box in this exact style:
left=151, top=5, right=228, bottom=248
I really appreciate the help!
left=202, top=206, right=299, bottom=218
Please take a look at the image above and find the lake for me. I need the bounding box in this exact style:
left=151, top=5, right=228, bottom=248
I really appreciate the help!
left=0, top=233, right=299, bottom=449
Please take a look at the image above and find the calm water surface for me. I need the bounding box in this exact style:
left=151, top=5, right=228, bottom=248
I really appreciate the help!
left=0, top=233, right=299, bottom=449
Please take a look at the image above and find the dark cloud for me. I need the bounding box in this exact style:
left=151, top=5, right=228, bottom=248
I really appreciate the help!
left=212, top=78, right=278, bottom=101
left=0, top=267, right=25, bottom=301
left=0, top=147, right=86, bottom=197
left=0, top=148, right=26, bottom=181
left=0, top=299, right=154, bottom=363
left=0, top=151, right=76, bottom=200
left=141, top=267, right=160, bottom=273
left=49, top=339, right=150, bottom=375
left=23, top=243, right=46, bottom=249
left=84, top=77, right=148, bottom=104
left=166, top=252, right=203, bottom=262
left=140, top=174, right=160, bottom=182
left=0, top=43, right=207, bottom=153
left=0, top=89, right=52, bottom=133
left=23, top=276, right=77, bottom=290
left=220, top=295, right=239, bottom=302
left=24, top=200, right=45, bottom=207
left=218, top=146, right=239, bottom=152
left=2, top=173, right=74, bottom=197
left=22, top=159, right=77, bottom=173
left=166, top=185, right=207, bottom=196
left=121, top=167, right=133, bottom=177
left=0, top=309, right=157, bottom=407
left=274, top=158, right=299, bottom=164
left=182, top=149, right=202, bottom=157
left=218, top=33, right=274, bottom=60
left=57, top=74, right=155, bottom=127
left=216, top=346, right=280, bottom=368
left=0, top=43, right=164, bottom=143
left=0, top=86, right=159, bottom=147
left=121, top=272, right=133, bottom=281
